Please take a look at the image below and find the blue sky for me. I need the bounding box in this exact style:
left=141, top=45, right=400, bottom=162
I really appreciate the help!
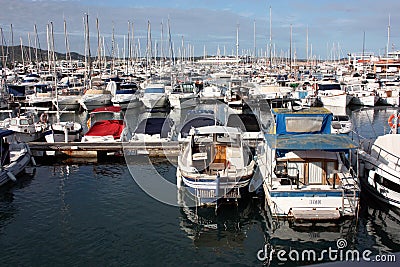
left=0, top=0, right=399, bottom=59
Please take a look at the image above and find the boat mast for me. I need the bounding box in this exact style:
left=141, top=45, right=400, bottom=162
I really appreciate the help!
left=96, top=17, right=101, bottom=72
left=386, top=14, right=390, bottom=79
left=84, top=13, right=92, bottom=88
left=33, top=24, right=41, bottom=73
left=111, top=21, right=115, bottom=74
left=10, top=24, right=15, bottom=73
left=269, top=6, right=272, bottom=69
left=0, top=27, right=6, bottom=94
left=289, top=24, right=292, bottom=73
left=0, top=27, right=6, bottom=71
left=253, top=19, right=256, bottom=64
left=362, top=31, right=366, bottom=74
left=160, top=21, right=164, bottom=70
left=306, top=25, right=309, bottom=67
left=27, top=32, right=32, bottom=66
left=50, top=22, right=60, bottom=123
left=236, top=22, right=239, bottom=71
left=19, top=37, right=25, bottom=73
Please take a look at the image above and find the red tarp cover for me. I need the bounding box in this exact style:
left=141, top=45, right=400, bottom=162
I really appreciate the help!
left=85, top=120, right=124, bottom=139
left=90, top=106, right=121, bottom=114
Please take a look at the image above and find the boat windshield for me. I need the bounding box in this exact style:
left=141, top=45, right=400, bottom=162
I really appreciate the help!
left=145, top=88, right=165, bottom=94
left=318, top=84, right=341, bottom=90
left=20, top=119, right=33, bottom=125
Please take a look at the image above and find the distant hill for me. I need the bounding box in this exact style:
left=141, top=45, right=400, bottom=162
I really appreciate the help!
left=0, top=45, right=84, bottom=67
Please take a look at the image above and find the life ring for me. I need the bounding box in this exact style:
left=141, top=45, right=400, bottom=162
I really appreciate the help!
left=388, top=114, right=400, bottom=128
left=40, top=113, right=48, bottom=124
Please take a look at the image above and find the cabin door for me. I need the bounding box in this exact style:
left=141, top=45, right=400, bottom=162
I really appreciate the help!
left=287, top=162, right=305, bottom=183
left=214, top=145, right=227, bottom=164
left=308, top=162, right=323, bottom=184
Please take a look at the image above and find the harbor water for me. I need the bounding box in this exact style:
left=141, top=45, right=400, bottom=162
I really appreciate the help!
left=0, top=104, right=399, bottom=266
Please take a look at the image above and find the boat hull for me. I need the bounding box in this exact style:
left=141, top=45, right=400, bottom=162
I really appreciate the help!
left=0, top=143, right=32, bottom=186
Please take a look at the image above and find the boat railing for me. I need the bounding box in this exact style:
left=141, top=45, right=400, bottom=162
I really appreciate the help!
left=369, top=142, right=400, bottom=172
left=354, top=130, right=400, bottom=171
left=337, top=171, right=359, bottom=216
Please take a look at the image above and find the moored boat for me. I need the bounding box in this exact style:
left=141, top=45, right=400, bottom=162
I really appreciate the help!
left=0, top=129, right=34, bottom=186
left=177, top=125, right=256, bottom=206
left=258, top=107, right=360, bottom=221
left=356, top=112, right=400, bottom=210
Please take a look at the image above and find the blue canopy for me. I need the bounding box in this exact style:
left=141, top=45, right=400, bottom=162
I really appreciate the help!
left=272, top=107, right=332, bottom=134
left=264, top=134, right=358, bottom=153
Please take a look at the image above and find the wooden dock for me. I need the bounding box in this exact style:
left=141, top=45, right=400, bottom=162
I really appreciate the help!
left=28, top=141, right=181, bottom=158
left=27, top=139, right=262, bottom=159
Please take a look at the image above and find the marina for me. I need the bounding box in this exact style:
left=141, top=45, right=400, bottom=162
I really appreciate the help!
left=1, top=59, right=400, bottom=266
left=1, top=1, right=400, bottom=265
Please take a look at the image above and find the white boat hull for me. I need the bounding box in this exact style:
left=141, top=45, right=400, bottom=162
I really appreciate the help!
left=141, top=94, right=167, bottom=109
left=0, top=143, right=32, bottom=186
left=168, top=94, right=198, bottom=109
left=350, top=95, right=379, bottom=106
left=79, top=94, right=112, bottom=111
left=319, top=93, right=352, bottom=107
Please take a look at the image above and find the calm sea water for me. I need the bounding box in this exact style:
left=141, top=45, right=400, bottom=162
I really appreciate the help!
left=0, top=104, right=399, bottom=266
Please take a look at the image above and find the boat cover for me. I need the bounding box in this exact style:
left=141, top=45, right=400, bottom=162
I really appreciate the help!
left=264, top=134, right=358, bottom=154
left=134, top=118, right=173, bottom=138
left=90, top=106, right=121, bottom=114
left=226, top=114, right=261, bottom=132
left=180, top=118, right=218, bottom=137
left=85, top=120, right=124, bottom=139
left=272, top=107, right=332, bottom=134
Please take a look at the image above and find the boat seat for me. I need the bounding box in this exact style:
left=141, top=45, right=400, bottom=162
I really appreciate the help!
left=209, top=162, right=225, bottom=175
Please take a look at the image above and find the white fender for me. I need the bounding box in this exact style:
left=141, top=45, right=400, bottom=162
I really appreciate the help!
left=31, top=156, right=37, bottom=166
left=176, top=169, right=182, bottom=189
left=7, top=172, right=17, bottom=182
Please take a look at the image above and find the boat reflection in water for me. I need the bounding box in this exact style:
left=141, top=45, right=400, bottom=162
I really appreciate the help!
left=177, top=186, right=257, bottom=248
left=358, top=192, right=400, bottom=254
left=258, top=207, right=359, bottom=265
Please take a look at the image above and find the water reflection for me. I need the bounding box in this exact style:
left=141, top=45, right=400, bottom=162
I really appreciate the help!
left=358, top=193, right=400, bottom=253
left=178, top=186, right=257, bottom=248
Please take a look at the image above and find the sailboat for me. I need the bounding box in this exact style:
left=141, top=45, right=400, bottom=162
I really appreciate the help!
left=44, top=25, right=82, bottom=144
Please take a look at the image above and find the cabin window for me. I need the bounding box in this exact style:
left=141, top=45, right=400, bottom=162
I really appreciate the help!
left=287, top=162, right=305, bottom=184
left=285, top=117, right=323, bottom=133
left=10, top=119, right=17, bottom=126
left=326, top=162, right=336, bottom=180
left=274, top=162, right=287, bottom=178
left=20, top=119, right=29, bottom=125
left=145, top=88, right=164, bottom=94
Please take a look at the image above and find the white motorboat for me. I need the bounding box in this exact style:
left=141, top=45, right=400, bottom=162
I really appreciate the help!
left=45, top=121, right=82, bottom=143
left=110, top=81, right=142, bottom=110
left=257, top=107, right=360, bottom=221
left=0, top=129, right=34, bottom=186
left=1, top=111, right=48, bottom=142
left=131, top=117, right=174, bottom=142
left=345, top=84, right=379, bottom=106
left=356, top=112, right=400, bottom=210
left=331, top=114, right=352, bottom=134
left=225, top=113, right=264, bottom=141
left=174, top=110, right=221, bottom=142
left=81, top=106, right=125, bottom=143
left=199, top=84, right=225, bottom=102
left=26, top=83, right=54, bottom=107
left=176, top=125, right=256, bottom=206
left=317, top=82, right=353, bottom=107
left=168, top=82, right=198, bottom=109
left=140, top=83, right=168, bottom=109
